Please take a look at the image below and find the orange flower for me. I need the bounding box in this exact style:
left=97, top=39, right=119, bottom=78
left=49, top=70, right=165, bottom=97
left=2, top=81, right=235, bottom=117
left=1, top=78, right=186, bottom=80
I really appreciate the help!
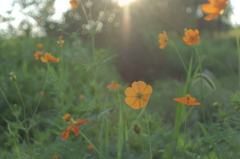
left=41, top=53, right=60, bottom=63
left=57, top=36, right=64, bottom=47
left=62, top=114, right=90, bottom=140
left=34, top=51, right=43, bottom=60
left=36, top=43, right=43, bottom=49
left=69, top=0, right=80, bottom=8
left=125, top=81, right=153, bottom=109
left=79, top=94, right=84, bottom=101
left=173, top=94, right=201, bottom=106
left=201, top=0, right=228, bottom=21
left=182, top=29, right=200, bottom=45
left=158, top=31, right=168, bottom=49
left=40, top=91, right=44, bottom=96
left=87, top=145, right=94, bottom=151
left=107, top=81, right=121, bottom=90
left=53, top=155, right=58, bottom=159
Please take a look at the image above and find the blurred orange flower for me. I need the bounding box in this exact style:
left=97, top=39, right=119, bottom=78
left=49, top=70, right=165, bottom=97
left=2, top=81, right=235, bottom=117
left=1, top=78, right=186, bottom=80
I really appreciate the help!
left=125, top=81, right=153, bottom=109
left=40, top=91, right=44, bottom=96
left=79, top=94, right=84, bottom=101
left=34, top=51, right=43, bottom=60
left=53, top=155, right=58, bottom=159
left=41, top=53, right=60, bottom=63
left=62, top=113, right=90, bottom=140
left=69, top=0, right=80, bottom=8
left=57, top=36, right=64, bottom=47
left=87, top=145, right=94, bottom=151
left=158, top=31, right=168, bottom=49
left=173, top=94, right=201, bottom=106
left=182, top=29, right=200, bottom=45
left=201, top=0, right=228, bottom=21
left=107, top=81, right=121, bottom=90
left=36, top=43, right=43, bottom=49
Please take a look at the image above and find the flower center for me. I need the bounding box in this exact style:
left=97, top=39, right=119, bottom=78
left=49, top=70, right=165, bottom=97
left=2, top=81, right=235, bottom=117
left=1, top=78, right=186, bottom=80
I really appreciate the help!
left=185, top=94, right=191, bottom=103
left=136, top=93, right=143, bottom=99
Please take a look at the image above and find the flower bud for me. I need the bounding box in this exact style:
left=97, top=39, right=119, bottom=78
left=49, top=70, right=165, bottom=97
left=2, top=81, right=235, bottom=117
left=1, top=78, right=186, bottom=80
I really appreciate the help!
left=133, top=124, right=140, bottom=134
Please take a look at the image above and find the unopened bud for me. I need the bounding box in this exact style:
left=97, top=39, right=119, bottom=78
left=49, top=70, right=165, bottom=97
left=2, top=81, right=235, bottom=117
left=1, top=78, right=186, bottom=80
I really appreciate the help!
left=9, top=72, right=16, bottom=81
left=133, top=124, right=140, bottom=134
left=213, top=102, right=219, bottom=109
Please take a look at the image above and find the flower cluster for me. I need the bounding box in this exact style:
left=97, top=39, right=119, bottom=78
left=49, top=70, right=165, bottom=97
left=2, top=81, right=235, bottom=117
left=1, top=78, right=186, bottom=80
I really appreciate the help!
left=34, top=43, right=60, bottom=63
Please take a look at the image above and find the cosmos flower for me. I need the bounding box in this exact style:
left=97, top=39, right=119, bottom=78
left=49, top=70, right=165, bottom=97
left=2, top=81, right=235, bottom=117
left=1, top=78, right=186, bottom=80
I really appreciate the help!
left=62, top=113, right=90, bottom=140
left=125, top=81, right=153, bottom=109
left=182, top=29, right=200, bottom=45
left=87, top=145, right=94, bottom=151
left=69, top=0, right=80, bottom=8
left=173, top=94, right=201, bottom=106
left=107, top=81, right=121, bottom=90
left=41, top=53, right=60, bottom=63
left=34, top=51, right=43, bottom=60
left=36, top=43, right=43, bottom=49
left=201, top=0, right=228, bottom=21
left=158, top=31, right=168, bottom=49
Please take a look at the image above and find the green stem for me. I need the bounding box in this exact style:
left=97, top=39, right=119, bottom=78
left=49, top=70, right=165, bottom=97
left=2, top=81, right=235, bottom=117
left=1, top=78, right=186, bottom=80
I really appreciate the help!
left=224, top=119, right=239, bottom=151
left=14, top=81, right=27, bottom=126
left=144, top=108, right=152, bottom=159
left=81, top=132, right=106, bottom=159
left=193, top=45, right=206, bottom=123
left=138, top=134, right=145, bottom=158
left=29, top=63, right=50, bottom=127
left=117, top=89, right=124, bottom=159
left=0, top=87, right=23, bottom=126
left=171, top=41, right=188, bottom=73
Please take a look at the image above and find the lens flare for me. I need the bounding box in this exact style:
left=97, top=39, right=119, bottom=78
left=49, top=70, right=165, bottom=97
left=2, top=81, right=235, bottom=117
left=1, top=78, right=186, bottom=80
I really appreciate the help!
left=118, top=0, right=135, bottom=6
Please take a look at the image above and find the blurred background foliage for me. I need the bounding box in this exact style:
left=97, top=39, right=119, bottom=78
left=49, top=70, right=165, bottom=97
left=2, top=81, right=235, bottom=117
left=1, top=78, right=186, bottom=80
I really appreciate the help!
left=1, top=0, right=240, bottom=158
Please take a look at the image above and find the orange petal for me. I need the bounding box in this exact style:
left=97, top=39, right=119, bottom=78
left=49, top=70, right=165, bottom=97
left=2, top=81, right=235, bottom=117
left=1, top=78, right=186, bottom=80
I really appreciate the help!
left=131, top=98, right=146, bottom=109
left=62, top=130, right=70, bottom=140
left=141, top=85, right=153, bottom=96
left=125, top=96, right=138, bottom=107
left=71, top=125, right=80, bottom=136
left=76, top=119, right=90, bottom=126
left=132, top=81, right=147, bottom=93
left=40, top=56, right=48, bottom=62
left=125, top=87, right=137, bottom=97
left=201, top=4, right=218, bottom=13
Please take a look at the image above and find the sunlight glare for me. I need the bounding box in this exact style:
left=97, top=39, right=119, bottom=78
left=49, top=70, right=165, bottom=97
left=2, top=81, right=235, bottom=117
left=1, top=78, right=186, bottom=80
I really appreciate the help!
left=118, top=0, right=135, bottom=7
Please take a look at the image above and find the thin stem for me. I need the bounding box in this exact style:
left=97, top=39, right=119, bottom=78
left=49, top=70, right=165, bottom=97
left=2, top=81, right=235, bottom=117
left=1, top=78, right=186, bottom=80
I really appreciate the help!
left=80, top=0, right=89, bottom=23
left=29, top=63, right=50, bottom=127
left=117, top=88, right=124, bottom=159
left=91, top=33, right=95, bottom=53
left=230, top=10, right=240, bottom=87
left=138, top=134, right=145, bottom=158
left=144, top=108, right=152, bottom=159
left=193, top=45, right=206, bottom=123
left=14, top=81, right=27, bottom=126
left=0, top=87, right=23, bottom=127
left=170, top=41, right=188, bottom=73
left=81, top=132, right=106, bottom=159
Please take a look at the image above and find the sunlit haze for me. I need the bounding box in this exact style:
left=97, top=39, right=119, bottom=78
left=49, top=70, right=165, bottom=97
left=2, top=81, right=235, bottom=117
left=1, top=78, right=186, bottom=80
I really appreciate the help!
left=118, top=0, right=136, bottom=6
left=0, top=0, right=240, bottom=31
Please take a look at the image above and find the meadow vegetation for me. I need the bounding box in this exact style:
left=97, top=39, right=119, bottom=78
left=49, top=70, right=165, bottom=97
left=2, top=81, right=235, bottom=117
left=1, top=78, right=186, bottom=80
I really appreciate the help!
left=1, top=0, right=240, bottom=159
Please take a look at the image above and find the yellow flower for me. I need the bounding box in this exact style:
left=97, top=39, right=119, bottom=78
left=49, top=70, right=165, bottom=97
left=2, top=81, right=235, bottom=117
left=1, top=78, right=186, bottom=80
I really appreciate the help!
left=182, top=29, right=200, bottom=45
left=40, top=53, right=60, bottom=63
left=201, top=0, right=228, bottom=21
left=173, top=94, right=201, bottom=106
left=158, top=31, right=168, bottom=49
left=125, top=81, right=153, bottom=109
